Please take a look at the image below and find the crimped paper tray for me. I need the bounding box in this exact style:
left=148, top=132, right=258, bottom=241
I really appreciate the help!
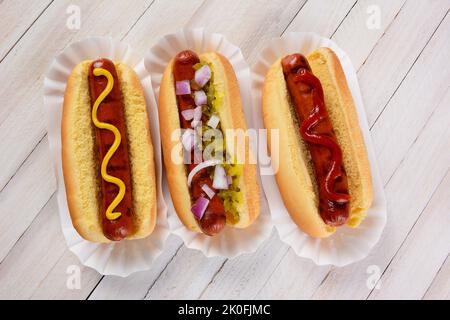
left=43, top=37, right=170, bottom=276
left=251, top=32, right=387, bottom=266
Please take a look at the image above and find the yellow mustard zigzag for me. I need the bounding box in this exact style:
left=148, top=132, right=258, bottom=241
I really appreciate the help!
left=91, top=67, right=125, bottom=221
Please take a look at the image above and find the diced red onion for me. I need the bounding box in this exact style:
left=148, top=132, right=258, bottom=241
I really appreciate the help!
left=191, top=196, right=209, bottom=220
left=201, top=184, right=216, bottom=199
left=181, top=129, right=195, bottom=151
left=176, top=80, right=191, bottom=95
left=194, top=90, right=207, bottom=106
left=187, top=159, right=221, bottom=187
left=226, top=176, right=233, bottom=186
left=195, top=65, right=211, bottom=88
left=181, top=109, right=195, bottom=121
left=207, top=114, right=220, bottom=129
left=213, top=165, right=228, bottom=189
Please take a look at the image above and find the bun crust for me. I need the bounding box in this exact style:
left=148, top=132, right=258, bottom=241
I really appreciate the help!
left=262, top=48, right=373, bottom=238
left=62, top=61, right=157, bottom=243
left=158, top=52, right=260, bottom=232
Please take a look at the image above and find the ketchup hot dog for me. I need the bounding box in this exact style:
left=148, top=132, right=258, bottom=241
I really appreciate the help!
left=62, top=58, right=157, bottom=243
left=159, top=50, right=260, bottom=235
left=281, top=54, right=350, bottom=227
left=263, top=48, right=373, bottom=238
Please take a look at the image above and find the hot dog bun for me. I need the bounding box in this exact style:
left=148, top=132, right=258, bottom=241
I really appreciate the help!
left=159, top=52, right=260, bottom=232
left=263, top=47, right=373, bottom=238
left=62, top=60, right=157, bottom=243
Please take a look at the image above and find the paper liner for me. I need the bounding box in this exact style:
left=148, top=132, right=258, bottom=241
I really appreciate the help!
left=43, top=37, right=170, bottom=277
left=145, top=28, right=273, bottom=258
left=251, top=32, right=387, bottom=266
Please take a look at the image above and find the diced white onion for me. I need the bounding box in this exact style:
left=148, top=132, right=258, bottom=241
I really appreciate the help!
left=212, top=165, right=228, bottom=190
left=194, top=90, right=207, bottom=106
left=207, top=114, right=220, bottom=129
left=181, top=129, right=195, bottom=151
left=187, top=159, right=221, bottom=187
left=201, top=184, right=216, bottom=199
left=195, top=65, right=211, bottom=88
left=181, top=109, right=195, bottom=121
left=191, top=106, right=203, bottom=128
left=194, top=106, right=202, bottom=121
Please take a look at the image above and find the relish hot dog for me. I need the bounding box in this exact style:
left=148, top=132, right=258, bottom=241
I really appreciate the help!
left=159, top=50, right=260, bottom=235
left=62, top=58, right=157, bottom=243
left=173, top=50, right=226, bottom=236
left=263, top=48, right=373, bottom=238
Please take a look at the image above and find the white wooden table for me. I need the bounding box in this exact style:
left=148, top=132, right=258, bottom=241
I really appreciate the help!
left=1, top=0, right=449, bottom=300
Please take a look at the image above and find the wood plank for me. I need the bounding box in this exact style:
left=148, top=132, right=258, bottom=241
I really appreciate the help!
left=285, top=0, right=357, bottom=37
left=332, top=0, right=406, bottom=70
left=145, top=246, right=225, bottom=299
left=215, top=1, right=361, bottom=300
left=372, top=11, right=450, bottom=184
left=2, top=0, right=449, bottom=300
left=202, top=0, right=409, bottom=300
left=17, top=0, right=205, bottom=300
left=370, top=156, right=450, bottom=299
left=116, top=0, right=205, bottom=54
left=30, top=248, right=102, bottom=300
left=254, top=251, right=330, bottom=299
left=139, top=0, right=308, bottom=299
left=312, top=15, right=450, bottom=297
left=360, top=0, right=450, bottom=126
left=0, top=138, right=55, bottom=263
left=0, top=195, right=65, bottom=299
left=80, top=0, right=205, bottom=300
left=186, top=0, right=308, bottom=64
left=88, top=236, right=183, bottom=300
left=0, top=0, right=52, bottom=61
left=0, top=0, right=157, bottom=299
left=0, top=0, right=153, bottom=192
left=423, top=254, right=450, bottom=300
left=0, top=192, right=102, bottom=300
left=200, top=234, right=290, bottom=299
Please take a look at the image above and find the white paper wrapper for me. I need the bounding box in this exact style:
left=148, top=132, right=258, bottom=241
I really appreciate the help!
left=43, top=37, right=170, bottom=277
left=251, top=32, right=387, bottom=266
left=145, top=28, right=273, bottom=258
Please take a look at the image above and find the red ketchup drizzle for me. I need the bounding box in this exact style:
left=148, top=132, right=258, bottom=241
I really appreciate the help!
left=294, top=70, right=350, bottom=204
left=281, top=53, right=350, bottom=226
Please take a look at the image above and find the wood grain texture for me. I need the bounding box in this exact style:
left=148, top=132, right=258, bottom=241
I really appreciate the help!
left=370, top=163, right=450, bottom=299
left=200, top=0, right=357, bottom=300
left=0, top=0, right=153, bottom=191
left=360, top=0, right=450, bottom=126
left=0, top=138, right=55, bottom=263
left=424, top=254, right=450, bottom=300
left=313, top=12, right=450, bottom=299
left=0, top=0, right=52, bottom=61
left=0, top=0, right=449, bottom=300
left=332, top=0, right=406, bottom=69
left=141, top=0, right=309, bottom=300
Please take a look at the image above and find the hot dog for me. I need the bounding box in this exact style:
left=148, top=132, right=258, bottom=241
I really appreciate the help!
left=88, top=59, right=135, bottom=240
left=263, top=48, right=373, bottom=238
left=62, top=58, right=157, bottom=243
left=281, top=54, right=350, bottom=226
left=172, top=50, right=226, bottom=236
left=159, top=50, right=260, bottom=235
